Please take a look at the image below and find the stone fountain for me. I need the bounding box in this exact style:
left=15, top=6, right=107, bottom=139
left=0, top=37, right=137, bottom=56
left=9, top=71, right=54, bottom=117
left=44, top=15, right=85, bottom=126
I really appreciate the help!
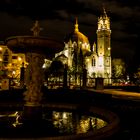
left=4, top=21, right=120, bottom=139
left=6, top=21, right=64, bottom=122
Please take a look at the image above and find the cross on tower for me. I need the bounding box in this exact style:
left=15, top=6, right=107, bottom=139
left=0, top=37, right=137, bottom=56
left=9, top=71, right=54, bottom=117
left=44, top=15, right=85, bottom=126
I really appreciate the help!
left=31, top=20, right=43, bottom=37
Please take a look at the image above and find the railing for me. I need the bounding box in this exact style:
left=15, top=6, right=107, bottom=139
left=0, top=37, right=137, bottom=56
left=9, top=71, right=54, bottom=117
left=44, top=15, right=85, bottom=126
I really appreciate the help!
left=45, top=75, right=139, bottom=90
left=0, top=75, right=139, bottom=91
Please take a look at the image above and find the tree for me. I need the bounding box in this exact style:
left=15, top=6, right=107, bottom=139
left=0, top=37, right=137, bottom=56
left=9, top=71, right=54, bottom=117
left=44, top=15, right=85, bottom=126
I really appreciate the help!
left=71, top=45, right=85, bottom=73
left=112, top=59, right=126, bottom=79
left=134, top=67, right=140, bottom=85
left=127, top=45, right=140, bottom=83
left=48, top=60, right=64, bottom=76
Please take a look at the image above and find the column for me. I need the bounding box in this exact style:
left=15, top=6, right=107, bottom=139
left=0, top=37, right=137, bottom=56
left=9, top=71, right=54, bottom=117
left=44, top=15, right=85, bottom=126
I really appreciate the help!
left=23, top=52, right=45, bottom=122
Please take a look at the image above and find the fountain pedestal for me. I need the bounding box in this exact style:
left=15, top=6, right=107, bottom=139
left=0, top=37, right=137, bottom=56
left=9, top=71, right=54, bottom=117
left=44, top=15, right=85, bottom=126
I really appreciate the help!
left=6, top=21, right=63, bottom=123
left=23, top=52, right=45, bottom=121
left=5, top=22, right=120, bottom=139
left=6, top=22, right=64, bottom=124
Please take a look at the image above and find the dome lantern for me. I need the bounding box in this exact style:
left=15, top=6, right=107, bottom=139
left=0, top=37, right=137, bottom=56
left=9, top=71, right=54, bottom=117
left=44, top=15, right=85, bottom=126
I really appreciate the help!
left=74, top=18, right=79, bottom=32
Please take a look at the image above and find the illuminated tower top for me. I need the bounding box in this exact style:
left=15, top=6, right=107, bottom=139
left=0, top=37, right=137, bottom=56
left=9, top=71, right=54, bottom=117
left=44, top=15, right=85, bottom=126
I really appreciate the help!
left=97, top=8, right=110, bottom=30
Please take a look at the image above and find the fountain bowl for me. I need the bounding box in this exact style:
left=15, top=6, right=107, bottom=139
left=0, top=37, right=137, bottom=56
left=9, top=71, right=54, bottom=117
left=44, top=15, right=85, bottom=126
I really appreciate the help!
left=0, top=102, right=120, bottom=140
left=5, top=36, right=64, bottom=58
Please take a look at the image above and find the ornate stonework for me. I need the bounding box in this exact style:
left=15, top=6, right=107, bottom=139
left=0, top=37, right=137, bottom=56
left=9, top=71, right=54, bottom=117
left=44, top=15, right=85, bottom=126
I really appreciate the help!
left=24, top=52, right=45, bottom=106
left=31, top=20, right=43, bottom=37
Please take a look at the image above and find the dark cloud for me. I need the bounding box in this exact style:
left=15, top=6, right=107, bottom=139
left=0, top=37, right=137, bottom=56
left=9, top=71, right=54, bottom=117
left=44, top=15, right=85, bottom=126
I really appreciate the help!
left=0, top=0, right=86, bottom=19
left=0, top=0, right=139, bottom=65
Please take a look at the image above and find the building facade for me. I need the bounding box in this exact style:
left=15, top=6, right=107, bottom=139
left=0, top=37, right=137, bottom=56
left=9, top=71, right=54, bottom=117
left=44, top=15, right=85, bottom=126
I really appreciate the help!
left=55, top=9, right=112, bottom=81
left=0, top=43, right=26, bottom=79
left=0, top=9, right=112, bottom=87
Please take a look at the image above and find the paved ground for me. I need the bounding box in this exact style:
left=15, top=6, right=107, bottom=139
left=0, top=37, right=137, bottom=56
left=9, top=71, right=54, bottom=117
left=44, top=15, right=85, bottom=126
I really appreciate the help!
left=88, top=88, right=140, bottom=101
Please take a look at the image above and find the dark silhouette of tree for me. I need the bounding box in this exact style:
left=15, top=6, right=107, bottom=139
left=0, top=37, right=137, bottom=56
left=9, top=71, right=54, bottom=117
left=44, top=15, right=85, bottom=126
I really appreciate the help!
left=112, top=59, right=126, bottom=79
left=78, top=47, right=84, bottom=72
left=127, top=44, right=140, bottom=83
left=72, top=43, right=78, bottom=73
left=48, top=60, right=64, bottom=76
left=72, top=45, right=84, bottom=74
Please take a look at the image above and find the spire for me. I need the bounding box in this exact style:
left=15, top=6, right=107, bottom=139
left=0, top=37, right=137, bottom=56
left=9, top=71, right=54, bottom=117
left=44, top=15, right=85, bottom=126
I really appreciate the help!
left=74, top=17, right=79, bottom=32
left=103, top=7, right=107, bottom=17
left=102, top=3, right=107, bottom=17
left=97, top=6, right=110, bottom=30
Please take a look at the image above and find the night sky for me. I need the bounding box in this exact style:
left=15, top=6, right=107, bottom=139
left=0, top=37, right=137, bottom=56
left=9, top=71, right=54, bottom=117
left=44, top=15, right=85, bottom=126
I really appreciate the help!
left=0, top=0, right=140, bottom=65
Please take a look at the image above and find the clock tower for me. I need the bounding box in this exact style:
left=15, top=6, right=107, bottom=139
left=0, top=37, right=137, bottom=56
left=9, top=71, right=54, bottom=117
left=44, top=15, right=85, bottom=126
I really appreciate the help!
left=96, top=8, right=111, bottom=80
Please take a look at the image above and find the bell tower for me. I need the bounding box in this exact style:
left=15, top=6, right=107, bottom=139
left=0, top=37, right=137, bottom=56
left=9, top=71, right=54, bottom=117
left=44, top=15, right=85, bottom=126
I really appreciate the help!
left=96, top=8, right=111, bottom=79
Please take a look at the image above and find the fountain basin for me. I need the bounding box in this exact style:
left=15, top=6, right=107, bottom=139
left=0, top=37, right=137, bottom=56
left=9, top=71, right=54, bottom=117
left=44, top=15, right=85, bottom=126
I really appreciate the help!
left=5, top=36, right=64, bottom=58
left=0, top=103, right=119, bottom=140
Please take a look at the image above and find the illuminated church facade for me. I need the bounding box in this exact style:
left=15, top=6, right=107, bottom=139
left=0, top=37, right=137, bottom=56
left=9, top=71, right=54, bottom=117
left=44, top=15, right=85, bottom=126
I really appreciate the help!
left=55, top=9, right=111, bottom=79
left=0, top=9, right=111, bottom=86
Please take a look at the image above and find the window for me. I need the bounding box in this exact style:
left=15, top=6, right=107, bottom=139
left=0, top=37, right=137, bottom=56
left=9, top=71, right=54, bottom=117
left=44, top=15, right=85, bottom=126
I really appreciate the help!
left=99, top=56, right=103, bottom=67
left=92, top=57, right=96, bottom=66
left=105, top=57, right=110, bottom=66
left=12, top=56, right=18, bottom=59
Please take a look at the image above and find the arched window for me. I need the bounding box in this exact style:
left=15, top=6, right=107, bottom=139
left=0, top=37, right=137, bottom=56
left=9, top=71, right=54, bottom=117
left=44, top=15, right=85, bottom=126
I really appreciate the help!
left=98, top=56, right=103, bottom=67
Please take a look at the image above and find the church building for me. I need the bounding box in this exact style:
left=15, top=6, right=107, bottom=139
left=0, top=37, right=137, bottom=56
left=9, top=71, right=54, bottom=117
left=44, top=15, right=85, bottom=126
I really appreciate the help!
left=55, top=9, right=111, bottom=80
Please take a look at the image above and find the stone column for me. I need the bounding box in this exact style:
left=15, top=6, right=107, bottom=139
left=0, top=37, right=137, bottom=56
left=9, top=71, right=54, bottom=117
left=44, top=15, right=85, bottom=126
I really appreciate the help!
left=23, top=52, right=45, bottom=122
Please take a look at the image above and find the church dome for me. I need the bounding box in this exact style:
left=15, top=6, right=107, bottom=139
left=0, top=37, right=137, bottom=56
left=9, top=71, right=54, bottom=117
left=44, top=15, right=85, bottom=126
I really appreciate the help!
left=64, top=19, right=89, bottom=44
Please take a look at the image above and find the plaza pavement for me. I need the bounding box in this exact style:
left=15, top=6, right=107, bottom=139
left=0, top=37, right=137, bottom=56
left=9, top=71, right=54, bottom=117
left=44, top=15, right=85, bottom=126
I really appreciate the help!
left=88, top=88, right=140, bottom=101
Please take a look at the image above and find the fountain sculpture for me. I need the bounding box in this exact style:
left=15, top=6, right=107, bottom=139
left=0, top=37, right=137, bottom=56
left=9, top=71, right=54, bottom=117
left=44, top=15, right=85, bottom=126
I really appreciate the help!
left=5, top=21, right=119, bottom=139
left=6, top=21, right=64, bottom=122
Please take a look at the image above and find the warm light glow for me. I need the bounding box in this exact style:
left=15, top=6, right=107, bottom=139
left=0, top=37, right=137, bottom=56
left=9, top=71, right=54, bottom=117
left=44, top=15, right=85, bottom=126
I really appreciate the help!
left=62, top=112, right=67, bottom=119
left=18, top=57, right=22, bottom=61
left=98, top=56, right=103, bottom=66
left=0, top=47, right=2, bottom=51
left=64, top=50, right=68, bottom=57
left=78, top=118, right=90, bottom=133
left=53, top=111, right=60, bottom=119
left=12, top=71, right=16, bottom=75
left=0, top=57, right=2, bottom=61
left=42, top=64, right=46, bottom=68
left=12, top=111, right=22, bottom=127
